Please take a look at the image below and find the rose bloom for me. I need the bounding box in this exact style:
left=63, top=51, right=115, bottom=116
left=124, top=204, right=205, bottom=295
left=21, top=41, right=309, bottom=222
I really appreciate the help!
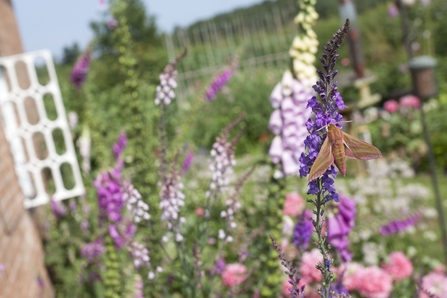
left=399, top=95, right=420, bottom=108
left=337, top=262, right=364, bottom=291
left=282, top=193, right=305, bottom=217
left=300, top=249, right=323, bottom=284
left=420, top=272, right=447, bottom=298
left=383, top=100, right=399, bottom=113
left=382, top=251, right=413, bottom=281
left=356, top=266, right=392, bottom=298
left=221, top=263, right=248, bottom=287
left=195, top=207, right=204, bottom=216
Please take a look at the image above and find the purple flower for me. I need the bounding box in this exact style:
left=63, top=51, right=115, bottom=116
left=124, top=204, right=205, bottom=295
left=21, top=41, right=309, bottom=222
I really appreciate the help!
left=268, top=71, right=313, bottom=176
left=128, top=241, right=151, bottom=269
left=94, top=172, right=124, bottom=223
left=380, top=212, right=421, bottom=236
left=51, top=200, right=67, bottom=218
left=107, top=17, right=118, bottom=30
left=109, top=224, right=126, bottom=249
left=180, top=150, right=194, bottom=176
left=155, top=50, right=186, bottom=106
left=299, top=22, right=350, bottom=203
left=327, top=195, right=356, bottom=262
left=388, top=4, right=399, bottom=18
left=206, top=69, right=233, bottom=101
left=81, top=240, right=105, bottom=262
left=214, top=257, right=226, bottom=275
left=293, top=209, right=313, bottom=251
left=113, top=132, right=127, bottom=160
left=70, top=51, right=91, bottom=89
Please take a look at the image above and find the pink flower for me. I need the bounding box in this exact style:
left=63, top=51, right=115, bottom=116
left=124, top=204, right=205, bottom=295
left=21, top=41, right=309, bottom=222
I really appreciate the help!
left=300, top=249, right=323, bottom=284
left=420, top=272, right=447, bottom=298
left=221, top=263, right=248, bottom=287
left=195, top=207, right=204, bottom=217
left=384, top=100, right=399, bottom=113
left=388, top=3, right=399, bottom=17
left=338, top=262, right=364, bottom=291
left=399, top=95, right=420, bottom=108
left=357, top=266, right=392, bottom=298
left=382, top=251, right=413, bottom=281
left=282, top=193, right=305, bottom=217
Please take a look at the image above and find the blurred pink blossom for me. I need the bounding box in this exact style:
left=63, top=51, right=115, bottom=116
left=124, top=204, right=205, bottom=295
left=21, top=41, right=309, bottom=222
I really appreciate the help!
left=384, top=100, right=399, bottom=113
left=222, top=263, right=248, bottom=287
left=388, top=4, right=399, bottom=17
left=420, top=0, right=431, bottom=6
left=282, top=193, right=305, bottom=217
left=300, top=249, right=323, bottom=284
left=338, top=262, right=364, bottom=291
left=400, top=95, right=420, bottom=108
left=420, top=272, right=447, bottom=298
left=382, top=251, right=413, bottom=281
left=357, top=266, right=392, bottom=298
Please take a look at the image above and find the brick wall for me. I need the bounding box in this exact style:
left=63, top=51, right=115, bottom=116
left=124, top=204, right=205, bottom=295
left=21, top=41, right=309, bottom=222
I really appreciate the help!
left=0, top=0, right=54, bottom=297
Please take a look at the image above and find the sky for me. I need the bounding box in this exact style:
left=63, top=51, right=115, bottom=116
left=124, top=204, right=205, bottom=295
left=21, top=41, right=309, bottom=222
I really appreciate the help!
left=13, top=0, right=263, bottom=60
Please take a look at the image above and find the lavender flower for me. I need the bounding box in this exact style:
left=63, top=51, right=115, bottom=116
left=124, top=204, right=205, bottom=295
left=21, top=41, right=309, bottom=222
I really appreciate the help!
left=155, top=50, right=186, bottom=106
left=214, top=257, right=226, bottom=275
left=122, top=182, right=150, bottom=223
left=180, top=150, right=194, bottom=176
left=94, top=172, right=124, bottom=223
left=206, top=69, right=233, bottom=101
left=388, top=3, right=399, bottom=17
left=380, top=212, right=421, bottom=236
left=81, top=240, right=105, bottom=262
left=159, top=165, right=186, bottom=242
left=299, top=20, right=350, bottom=203
left=51, top=199, right=67, bottom=218
left=293, top=210, right=313, bottom=251
left=107, top=17, right=118, bottom=30
left=327, top=195, right=356, bottom=262
left=128, top=241, right=151, bottom=269
left=112, top=131, right=127, bottom=160
left=70, top=51, right=91, bottom=89
left=268, top=71, right=313, bottom=175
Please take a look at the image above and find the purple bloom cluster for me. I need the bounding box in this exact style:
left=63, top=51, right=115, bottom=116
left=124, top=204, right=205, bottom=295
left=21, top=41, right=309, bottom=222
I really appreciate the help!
left=214, top=257, right=226, bottom=275
left=299, top=21, right=350, bottom=203
left=112, top=132, right=127, bottom=160
left=380, top=212, right=421, bottom=236
left=206, top=69, right=233, bottom=101
left=155, top=50, right=186, bottom=106
left=128, top=241, right=151, bottom=269
left=327, top=194, right=356, bottom=262
left=95, top=171, right=124, bottom=223
left=70, top=51, right=91, bottom=89
left=51, top=199, right=67, bottom=218
left=81, top=240, right=105, bottom=262
left=108, top=222, right=136, bottom=250
left=293, top=209, right=313, bottom=251
left=133, top=275, right=144, bottom=298
left=180, top=150, right=194, bottom=176
left=122, top=182, right=150, bottom=223
left=268, top=71, right=313, bottom=175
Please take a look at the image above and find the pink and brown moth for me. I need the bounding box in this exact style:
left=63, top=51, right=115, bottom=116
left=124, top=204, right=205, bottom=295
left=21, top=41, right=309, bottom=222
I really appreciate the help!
left=308, top=124, right=382, bottom=182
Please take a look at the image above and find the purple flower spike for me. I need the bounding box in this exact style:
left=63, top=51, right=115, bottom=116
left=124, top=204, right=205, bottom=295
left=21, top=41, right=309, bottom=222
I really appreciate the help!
left=206, top=69, right=233, bottom=101
left=293, top=209, right=313, bottom=250
left=327, top=194, right=356, bottom=262
left=180, top=150, right=194, bottom=176
left=70, top=51, right=91, bottom=89
left=51, top=199, right=67, bottom=218
left=81, top=240, right=105, bottom=262
left=94, top=172, right=124, bottom=223
left=113, top=132, right=127, bottom=160
left=380, top=212, right=421, bottom=236
left=109, top=224, right=126, bottom=250
left=214, top=257, right=226, bottom=275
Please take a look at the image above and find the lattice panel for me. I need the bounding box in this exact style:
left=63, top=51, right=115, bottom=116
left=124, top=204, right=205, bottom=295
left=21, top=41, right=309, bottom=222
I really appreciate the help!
left=0, top=50, right=84, bottom=208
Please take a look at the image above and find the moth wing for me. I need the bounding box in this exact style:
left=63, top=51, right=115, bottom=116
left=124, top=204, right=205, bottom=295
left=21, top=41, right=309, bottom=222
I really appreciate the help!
left=308, top=137, right=334, bottom=182
left=342, top=132, right=382, bottom=160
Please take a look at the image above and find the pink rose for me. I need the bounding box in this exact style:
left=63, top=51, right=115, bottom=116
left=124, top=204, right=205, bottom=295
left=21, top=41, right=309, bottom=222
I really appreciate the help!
left=400, top=95, right=420, bottom=108
left=222, top=263, right=248, bottom=287
left=300, top=249, right=323, bottom=284
left=282, top=193, right=305, bottom=217
left=384, top=100, right=399, bottom=113
left=420, top=272, right=447, bottom=298
left=382, top=251, right=413, bottom=281
left=357, top=266, right=392, bottom=298
left=338, top=262, right=364, bottom=291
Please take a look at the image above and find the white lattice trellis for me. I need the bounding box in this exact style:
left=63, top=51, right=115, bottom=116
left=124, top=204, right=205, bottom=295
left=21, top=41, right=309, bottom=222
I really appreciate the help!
left=0, top=50, right=84, bottom=208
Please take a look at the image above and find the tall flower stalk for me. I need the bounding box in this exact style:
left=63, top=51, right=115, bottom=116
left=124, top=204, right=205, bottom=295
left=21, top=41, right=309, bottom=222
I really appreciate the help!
left=298, top=20, right=351, bottom=298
